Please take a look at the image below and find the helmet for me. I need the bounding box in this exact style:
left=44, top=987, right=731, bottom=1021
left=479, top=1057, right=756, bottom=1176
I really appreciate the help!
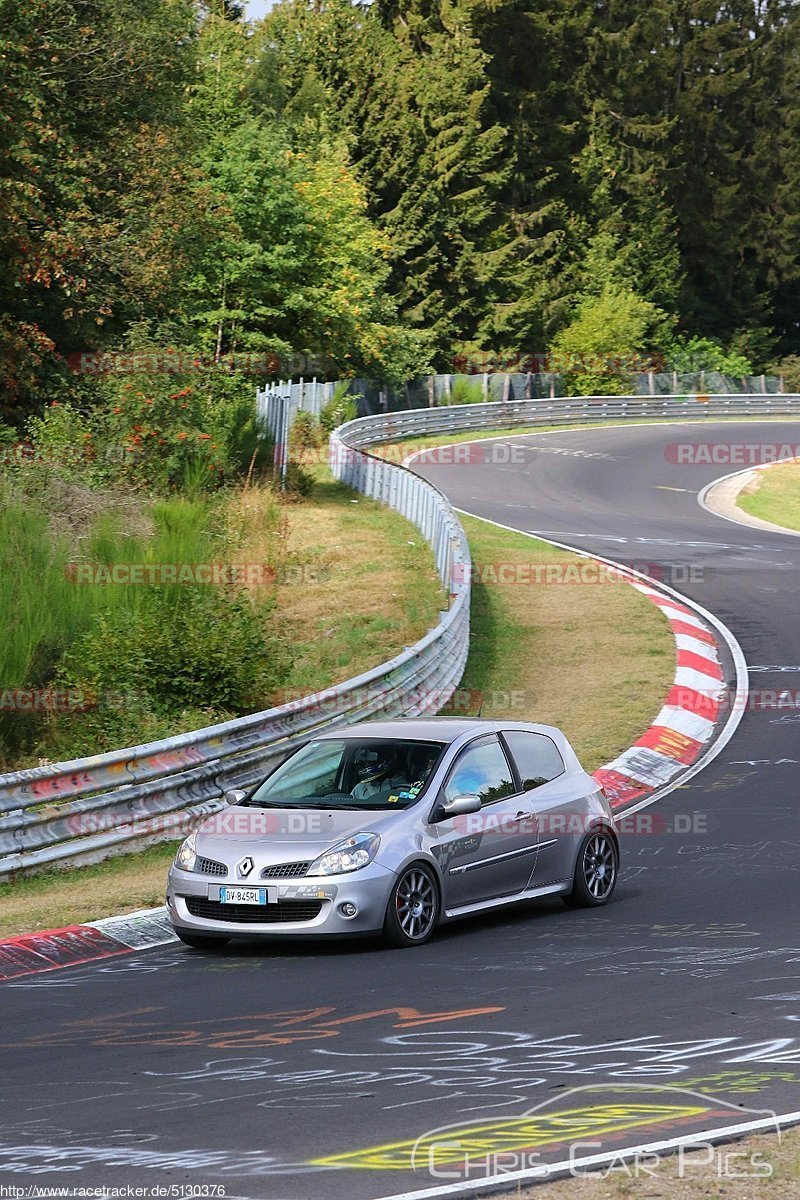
left=355, top=746, right=396, bottom=785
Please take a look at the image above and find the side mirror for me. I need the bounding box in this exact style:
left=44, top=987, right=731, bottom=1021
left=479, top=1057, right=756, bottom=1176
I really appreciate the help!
left=437, top=794, right=482, bottom=820
left=224, top=788, right=247, bottom=806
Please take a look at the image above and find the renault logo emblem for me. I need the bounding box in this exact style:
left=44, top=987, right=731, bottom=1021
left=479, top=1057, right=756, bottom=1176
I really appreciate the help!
left=237, top=856, right=254, bottom=878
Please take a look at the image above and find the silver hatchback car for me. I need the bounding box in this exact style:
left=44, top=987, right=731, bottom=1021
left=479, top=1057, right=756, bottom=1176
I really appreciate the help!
left=167, top=718, right=619, bottom=949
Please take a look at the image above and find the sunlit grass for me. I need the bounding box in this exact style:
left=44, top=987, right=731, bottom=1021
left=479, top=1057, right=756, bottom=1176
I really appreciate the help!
left=738, top=460, right=800, bottom=531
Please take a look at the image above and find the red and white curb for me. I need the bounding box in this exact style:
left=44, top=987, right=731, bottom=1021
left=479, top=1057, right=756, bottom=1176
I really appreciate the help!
left=0, top=907, right=176, bottom=980
left=593, top=581, right=728, bottom=810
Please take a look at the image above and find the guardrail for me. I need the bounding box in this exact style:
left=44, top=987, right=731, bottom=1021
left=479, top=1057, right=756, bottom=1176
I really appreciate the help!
left=336, top=392, right=800, bottom=449
left=3, top=390, right=798, bottom=877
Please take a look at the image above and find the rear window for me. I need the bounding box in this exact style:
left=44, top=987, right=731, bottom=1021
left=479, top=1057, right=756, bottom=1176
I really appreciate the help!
left=504, top=731, right=565, bottom=790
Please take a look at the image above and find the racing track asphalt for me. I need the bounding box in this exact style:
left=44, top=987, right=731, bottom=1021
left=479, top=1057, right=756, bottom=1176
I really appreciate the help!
left=1, top=419, right=799, bottom=1200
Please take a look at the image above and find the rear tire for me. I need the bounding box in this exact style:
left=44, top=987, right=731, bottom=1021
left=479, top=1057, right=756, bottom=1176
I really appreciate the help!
left=383, top=864, right=440, bottom=948
left=563, top=829, right=618, bottom=908
left=175, top=930, right=231, bottom=949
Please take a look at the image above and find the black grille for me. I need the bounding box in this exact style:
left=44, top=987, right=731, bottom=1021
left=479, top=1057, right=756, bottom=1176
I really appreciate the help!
left=197, top=857, right=227, bottom=877
left=260, top=861, right=311, bottom=879
left=186, top=896, right=323, bottom=924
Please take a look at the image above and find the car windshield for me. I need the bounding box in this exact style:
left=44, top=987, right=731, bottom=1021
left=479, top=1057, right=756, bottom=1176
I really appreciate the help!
left=247, top=738, right=446, bottom=810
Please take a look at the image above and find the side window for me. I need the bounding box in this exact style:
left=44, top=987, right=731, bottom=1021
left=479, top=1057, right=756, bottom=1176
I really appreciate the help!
left=444, top=738, right=515, bottom=806
left=504, top=731, right=565, bottom=790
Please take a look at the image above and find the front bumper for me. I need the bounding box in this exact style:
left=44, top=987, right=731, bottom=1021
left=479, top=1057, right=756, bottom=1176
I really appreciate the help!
left=167, top=861, right=397, bottom=937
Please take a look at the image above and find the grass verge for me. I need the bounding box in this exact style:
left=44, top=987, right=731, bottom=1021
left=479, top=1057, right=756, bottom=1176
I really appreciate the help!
left=444, top=514, right=675, bottom=772
left=737, top=460, right=800, bottom=531
left=0, top=843, right=177, bottom=938
left=518, top=1128, right=800, bottom=1200
left=275, top=466, right=444, bottom=695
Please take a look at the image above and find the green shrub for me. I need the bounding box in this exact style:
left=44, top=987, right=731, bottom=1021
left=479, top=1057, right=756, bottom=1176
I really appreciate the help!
left=59, top=586, right=289, bottom=717
left=283, top=462, right=315, bottom=497
left=25, top=402, right=97, bottom=479
left=90, top=372, right=226, bottom=492
left=289, top=410, right=323, bottom=455
left=198, top=375, right=274, bottom=481
left=550, top=287, right=666, bottom=395
left=449, top=377, right=485, bottom=405
left=320, top=381, right=358, bottom=433
left=667, top=336, right=753, bottom=377
left=768, top=355, right=800, bottom=392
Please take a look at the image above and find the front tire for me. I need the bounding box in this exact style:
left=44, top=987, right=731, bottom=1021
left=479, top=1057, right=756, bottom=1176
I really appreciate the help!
left=175, top=930, right=231, bottom=949
left=563, top=829, right=618, bottom=907
left=383, top=864, right=440, bottom=947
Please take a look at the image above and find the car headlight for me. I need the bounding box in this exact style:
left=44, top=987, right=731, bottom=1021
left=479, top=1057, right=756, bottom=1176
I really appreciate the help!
left=175, top=831, right=197, bottom=872
left=309, top=832, right=381, bottom=876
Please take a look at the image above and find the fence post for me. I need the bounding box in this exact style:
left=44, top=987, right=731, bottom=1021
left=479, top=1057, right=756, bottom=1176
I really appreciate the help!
left=761, top=374, right=767, bottom=394
left=672, top=371, right=678, bottom=393
left=648, top=371, right=655, bottom=396
left=427, top=376, right=435, bottom=407
left=281, top=386, right=290, bottom=489
left=482, top=372, right=489, bottom=400
left=502, top=373, right=511, bottom=402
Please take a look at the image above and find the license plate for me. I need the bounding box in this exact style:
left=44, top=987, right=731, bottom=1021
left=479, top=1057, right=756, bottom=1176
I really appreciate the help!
left=219, top=886, right=268, bottom=905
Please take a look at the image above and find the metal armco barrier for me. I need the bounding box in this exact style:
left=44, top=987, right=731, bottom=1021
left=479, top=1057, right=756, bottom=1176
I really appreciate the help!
left=335, top=392, right=800, bottom=449
left=2, top=392, right=798, bottom=876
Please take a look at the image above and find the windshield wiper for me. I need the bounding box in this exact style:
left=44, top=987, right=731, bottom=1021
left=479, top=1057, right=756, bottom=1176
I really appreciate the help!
left=298, top=801, right=361, bottom=809
left=242, top=799, right=291, bottom=809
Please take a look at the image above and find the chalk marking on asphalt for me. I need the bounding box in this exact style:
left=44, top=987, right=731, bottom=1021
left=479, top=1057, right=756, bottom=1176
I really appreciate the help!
left=373, top=1111, right=800, bottom=1199
left=313, top=1102, right=710, bottom=1170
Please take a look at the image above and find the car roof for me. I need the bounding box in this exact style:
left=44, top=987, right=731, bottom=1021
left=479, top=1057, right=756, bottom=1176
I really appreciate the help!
left=314, top=717, right=571, bottom=746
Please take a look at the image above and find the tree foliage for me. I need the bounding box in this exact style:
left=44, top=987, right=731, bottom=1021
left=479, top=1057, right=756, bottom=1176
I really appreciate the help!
left=3, top=0, right=800, bottom=417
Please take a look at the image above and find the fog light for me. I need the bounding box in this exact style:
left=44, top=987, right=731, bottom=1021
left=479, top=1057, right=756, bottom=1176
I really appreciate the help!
left=339, top=901, right=358, bottom=918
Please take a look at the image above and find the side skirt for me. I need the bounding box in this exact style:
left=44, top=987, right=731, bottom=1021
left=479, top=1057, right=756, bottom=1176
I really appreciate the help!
left=443, top=880, right=570, bottom=920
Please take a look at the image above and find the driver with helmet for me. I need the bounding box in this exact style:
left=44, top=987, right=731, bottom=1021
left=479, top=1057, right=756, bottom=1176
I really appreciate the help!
left=351, top=746, right=410, bottom=803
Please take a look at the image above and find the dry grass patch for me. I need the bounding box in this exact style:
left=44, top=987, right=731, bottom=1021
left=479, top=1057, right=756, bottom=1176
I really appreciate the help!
left=738, top=460, right=800, bottom=531
left=448, top=515, right=675, bottom=772
left=271, top=469, right=444, bottom=695
left=0, top=842, right=177, bottom=937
